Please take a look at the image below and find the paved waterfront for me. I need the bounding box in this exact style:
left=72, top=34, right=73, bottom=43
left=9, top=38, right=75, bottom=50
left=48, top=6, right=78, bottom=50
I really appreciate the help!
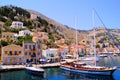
left=0, top=63, right=60, bottom=71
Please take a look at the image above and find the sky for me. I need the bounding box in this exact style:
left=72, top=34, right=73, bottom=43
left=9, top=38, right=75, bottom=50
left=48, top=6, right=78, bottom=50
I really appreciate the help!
left=0, top=0, right=120, bottom=30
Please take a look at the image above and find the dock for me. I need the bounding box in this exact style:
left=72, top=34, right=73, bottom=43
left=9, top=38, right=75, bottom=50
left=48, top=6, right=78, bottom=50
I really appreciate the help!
left=36, top=63, right=60, bottom=68
left=0, top=63, right=61, bottom=72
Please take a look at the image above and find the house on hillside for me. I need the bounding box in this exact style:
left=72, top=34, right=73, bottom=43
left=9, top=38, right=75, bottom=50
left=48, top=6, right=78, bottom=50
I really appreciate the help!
left=1, top=44, right=23, bottom=65
left=23, top=42, right=42, bottom=64
left=55, top=39, right=65, bottom=45
left=10, top=21, right=26, bottom=29
left=32, top=32, right=48, bottom=42
left=30, top=13, right=38, bottom=20
left=19, top=30, right=33, bottom=36
left=1, top=32, right=17, bottom=42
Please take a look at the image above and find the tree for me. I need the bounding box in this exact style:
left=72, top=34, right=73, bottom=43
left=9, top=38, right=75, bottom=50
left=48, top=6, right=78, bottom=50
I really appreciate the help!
left=8, top=11, right=15, bottom=20
left=4, top=21, right=12, bottom=26
left=0, top=16, right=7, bottom=22
left=0, top=40, right=8, bottom=46
left=24, top=34, right=32, bottom=42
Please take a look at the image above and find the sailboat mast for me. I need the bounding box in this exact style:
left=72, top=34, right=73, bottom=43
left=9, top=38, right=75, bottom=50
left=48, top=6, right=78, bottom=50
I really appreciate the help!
left=35, top=21, right=38, bottom=67
left=75, top=17, right=78, bottom=59
left=92, top=9, right=97, bottom=66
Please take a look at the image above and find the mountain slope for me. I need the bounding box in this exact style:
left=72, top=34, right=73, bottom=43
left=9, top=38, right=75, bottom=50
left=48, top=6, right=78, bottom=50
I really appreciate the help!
left=27, top=9, right=88, bottom=43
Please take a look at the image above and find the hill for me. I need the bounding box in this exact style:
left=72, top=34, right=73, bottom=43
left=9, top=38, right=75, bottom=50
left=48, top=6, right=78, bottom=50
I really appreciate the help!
left=0, top=5, right=120, bottom=48
left=0, top=5, right=88, bottom=45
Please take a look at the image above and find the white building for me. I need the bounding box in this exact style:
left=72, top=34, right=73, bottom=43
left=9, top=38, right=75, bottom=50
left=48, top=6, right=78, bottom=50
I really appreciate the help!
left=42, top=48, right=60, bottom=62
left=30, top=13, right=38, bottom=20
left=19, top=30, right=33, bottom=36
left=10, top=21, right=26, bottom=29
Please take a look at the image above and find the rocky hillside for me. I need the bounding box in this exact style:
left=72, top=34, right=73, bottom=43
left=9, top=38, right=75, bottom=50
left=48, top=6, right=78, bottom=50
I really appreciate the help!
left=27, top=9, right=89, bottom=43
left=0, top=5, right=88, bottom=45
left=0, top=5, right=120, bottom=47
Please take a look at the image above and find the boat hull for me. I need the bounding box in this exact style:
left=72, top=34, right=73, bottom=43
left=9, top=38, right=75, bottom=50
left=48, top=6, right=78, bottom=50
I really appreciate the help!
left=25, top=67, right=44, bottom=77
left=60, top=66, right=116, bottom=75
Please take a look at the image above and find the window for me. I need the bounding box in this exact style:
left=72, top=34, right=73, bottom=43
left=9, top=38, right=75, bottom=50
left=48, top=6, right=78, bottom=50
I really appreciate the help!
left=47, top=54, right=49, bottom=57
left=7, top=36, right=9, bottom=38
left=3, top=35, right=5, bottom=38
left=5, top=51, right=8, bottom=55
left=33, top=45, right=35, bottom=50
left=25, top=45, right=27, bottom=49
left=29, top=52, right=32, bottom=55
left=14, top=51, right=17, bottom=55
left=38, top=45, right=40, bottom=49
left=38, top=52, right=40, bottom=55
left=19, top=51, right=21, bottom=54
left=29, top=45, right=31, bottom=49
left=24, top=52, right=27, bottom=55
left=9, top=51, right=12, bottom=55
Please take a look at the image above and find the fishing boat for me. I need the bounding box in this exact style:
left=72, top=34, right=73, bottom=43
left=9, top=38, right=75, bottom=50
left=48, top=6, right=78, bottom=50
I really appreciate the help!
left=60, top=10, right=117, bottom=75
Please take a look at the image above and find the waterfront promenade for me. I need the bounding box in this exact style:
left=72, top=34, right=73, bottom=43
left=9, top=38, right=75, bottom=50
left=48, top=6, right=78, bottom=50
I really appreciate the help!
left=0, top=63, right=61, bottom=72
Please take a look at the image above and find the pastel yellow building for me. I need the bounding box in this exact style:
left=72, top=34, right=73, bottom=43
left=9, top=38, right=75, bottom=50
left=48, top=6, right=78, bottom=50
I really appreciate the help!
left=1, top=32, right=16, bottom=42
left=23, top=42, right=42, bottom=64
left=2, top=44, right=23, bottom=65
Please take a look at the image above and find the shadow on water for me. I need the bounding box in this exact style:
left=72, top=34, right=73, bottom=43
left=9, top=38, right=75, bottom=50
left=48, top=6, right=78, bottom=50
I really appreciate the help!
left=60, top=69, right=114, bottom=80
left=0, top=70, right=45, bottom=80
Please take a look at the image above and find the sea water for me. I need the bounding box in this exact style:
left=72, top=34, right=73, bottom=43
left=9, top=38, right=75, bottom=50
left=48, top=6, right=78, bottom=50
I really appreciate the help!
left=0, top=56, right=120, bottom=80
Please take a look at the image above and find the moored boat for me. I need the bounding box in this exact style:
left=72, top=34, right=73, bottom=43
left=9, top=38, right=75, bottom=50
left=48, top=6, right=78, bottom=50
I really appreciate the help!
left=60, top=62, right=116, bottom=75
left=60, top=10, right=117, bottom=76
left=25, top=67, right=45, bottom=77
left=99, top=54, right=107, bottom=58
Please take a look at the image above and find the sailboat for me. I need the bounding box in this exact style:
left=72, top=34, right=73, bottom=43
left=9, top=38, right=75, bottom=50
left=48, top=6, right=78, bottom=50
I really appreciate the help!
left=25, top=22, right=44, bottom=77
left=60, top=10, right=116, bottom=75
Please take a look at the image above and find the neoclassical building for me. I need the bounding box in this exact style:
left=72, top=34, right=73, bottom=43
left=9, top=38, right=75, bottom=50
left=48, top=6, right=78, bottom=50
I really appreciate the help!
left=1, top=32, right=17, bottom=42
left=1, top=44, right=23, bottom=65
left=23, top=41, right=42, bottom=64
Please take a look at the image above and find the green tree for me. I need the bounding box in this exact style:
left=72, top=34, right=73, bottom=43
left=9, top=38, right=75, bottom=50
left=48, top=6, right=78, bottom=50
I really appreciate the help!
left=0, top=16, right=7, bottom=22
left=8, top=11, right=15, bottom=20
left=24, top=34, right=32, bottom=42
left=4, top=21, right=12, bottom=26
left=0, top=40, right=8, bottom=46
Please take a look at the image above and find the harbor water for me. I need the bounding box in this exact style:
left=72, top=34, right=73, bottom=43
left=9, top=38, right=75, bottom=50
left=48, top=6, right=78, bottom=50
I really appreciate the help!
left=0, top=56, right=120, bottom=80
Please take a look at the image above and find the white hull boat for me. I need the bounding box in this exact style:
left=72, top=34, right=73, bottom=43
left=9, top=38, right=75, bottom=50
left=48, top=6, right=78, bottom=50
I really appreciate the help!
left=25, top=67, right=44, bottom=77
left=60, top=62, right=116, bottom=75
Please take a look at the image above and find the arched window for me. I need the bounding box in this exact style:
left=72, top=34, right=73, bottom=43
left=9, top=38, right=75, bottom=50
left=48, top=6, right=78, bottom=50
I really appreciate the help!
left=9, top=51, right=12, bottom=55
left=14, top=51, right=17, bottom=55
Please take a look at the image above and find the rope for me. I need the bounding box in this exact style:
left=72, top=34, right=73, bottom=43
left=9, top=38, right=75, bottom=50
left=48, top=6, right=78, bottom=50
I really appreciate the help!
left=93, top=9, right=117, bottom=66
